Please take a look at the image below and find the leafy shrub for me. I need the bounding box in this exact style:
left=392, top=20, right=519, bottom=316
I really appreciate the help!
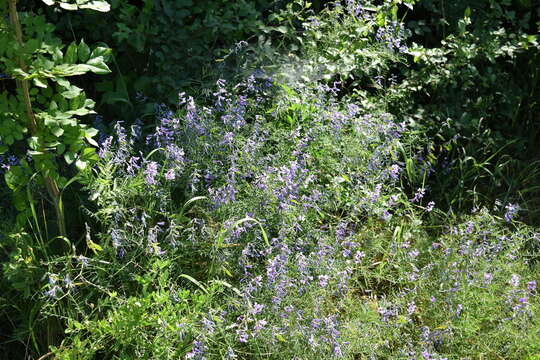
left=44, top=0, right=274, bottom=110
left=393, top=0, right=540, bottom=221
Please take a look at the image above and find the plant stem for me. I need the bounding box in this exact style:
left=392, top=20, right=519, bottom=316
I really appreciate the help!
left=8, top=0, right=67, bottom=237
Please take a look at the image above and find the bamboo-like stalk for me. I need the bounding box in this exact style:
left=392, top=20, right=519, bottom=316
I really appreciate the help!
left=8, top=0, right=66, bottom=237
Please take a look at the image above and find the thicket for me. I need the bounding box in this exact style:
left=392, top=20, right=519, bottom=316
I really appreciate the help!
left=0, top=0, right=539, bottom=359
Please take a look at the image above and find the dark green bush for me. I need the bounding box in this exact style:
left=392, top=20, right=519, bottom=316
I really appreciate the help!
left=43, top=0, right=275, bottom=113
left=394, top=0, right=540, bottom=222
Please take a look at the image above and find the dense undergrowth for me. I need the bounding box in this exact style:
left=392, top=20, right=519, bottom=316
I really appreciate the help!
left=1, top=0, right=539, bottom=359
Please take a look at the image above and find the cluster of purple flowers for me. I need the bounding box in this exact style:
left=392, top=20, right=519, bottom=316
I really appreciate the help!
left=375, top=21, right=409, bottom=53
left=0, top=154, right=19, bottom=172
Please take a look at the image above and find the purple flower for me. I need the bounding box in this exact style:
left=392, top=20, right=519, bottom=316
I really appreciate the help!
left=250, top=303, right=264, bottom=315
left=353, top=251, right=365, bottom=264
left=426, top=201, right=435, bottom=212
left=527, top=280, right=537, bottom=292
left=319, top=275, right=329, bottom=287
left=165, top=168, right=176, bottom=181
left=225, top=347, right=237, bottom=359
left=185, top=340, right=207, bottom=359
left=504, top=203, right=520, bottom=222
left=201, top=317, right=215, bottom=334
left=333, top=344, right=343, bottom=357
left=483, top=272, right=493, bottom=285
left=237, top=329, right=249, bottom=343
left=144, top=161, right=159, bottom=185
left=253, top=319, right=267, bottom=332
left=126, top=156, right=141, bottom=176
left=45, top=285, right=62, bottom=299
left=166, top=144, right=185, bottom=164
left=389, top=164, right=401, bottom=180
left=77, top=255, right=89, bottom=267
left=509, top=274, right=520, bottom=288
left=98, top=136, right=113, bottom=158
left=411, top=188, right=426, bottom=203
left=407, top=302, right=416, bottom=315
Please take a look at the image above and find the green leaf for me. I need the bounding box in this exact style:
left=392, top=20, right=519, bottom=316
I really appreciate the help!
left=55, top=77, right=71, bottom=89
left=64, top=42, right=78, bottom=63
left=81, top=147, right=98, bottom=161
left=78, top=40, right=91, bottom=63
left=5, top=167, right=23, bottom=191
left=28, top=137, right=40, bottom=150
left=64, top=152, right=75, bottom=164
left=85, top=57, right=111, bottom=74
left=56, top=143, right=66, bottom=154
left=51, top=127, right=64, bottom=137
left=33, top=78, right=48, bottom=88
left=67, top=107, right=94, bottom=116
left=80, top=0, right=111, bottom=12
left=75, top=159, right=87, bottom=170
left=60, top=2, right=78, bottom=10
left=61, top=85, right=83, bottom=99
left=41, top=0, right=55, bottom=5
left=90, top=47, right=112, bottom=62
left=85, top=127, right=98, bottom=137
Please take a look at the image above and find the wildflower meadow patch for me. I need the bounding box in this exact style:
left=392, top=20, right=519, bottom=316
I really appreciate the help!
left=1, top=0, right=539, bottom=359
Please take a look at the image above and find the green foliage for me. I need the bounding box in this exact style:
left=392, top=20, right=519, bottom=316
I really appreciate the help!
left=393, top=0, right=540, bottom=221
left=0, top=0, right=110, bottom=229
left=45, top=0, right=272, bottom=110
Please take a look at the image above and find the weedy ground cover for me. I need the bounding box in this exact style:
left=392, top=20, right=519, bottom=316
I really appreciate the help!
left=1, top=0, right=539, bottom=359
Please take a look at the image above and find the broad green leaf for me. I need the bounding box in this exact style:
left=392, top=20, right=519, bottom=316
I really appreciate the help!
left=75, top=159, right=87, bottom=170
left=64, top=42, right=78, bottom=63
left=78, top=40, right=91, bottom=62
left=67, top=108, right=94, bottom=116
left=61, top=85, right=83, bottom=99
left=70, top=94, right=84, bottom=111
left=64, top=152, right=75, bottom=164
left=5, top=167, right=23, bottom=191
left=86, top=136, right=99, bottom=147
left=28, top=137, right=40, bottom=150
left=85, top=127, right=98, bottom=137
left=80, top=1, right=111, bottom=12
left=90, top=47, right=112, bottom=62
left=81, top=147, right=98, bottom=161
left=79, top=56, right=111, bottom=75
left=33, top=78, right=48, bottom=88
left=85, top=57, right=111, bottom=74
left=56, top=143, right=66, bottom=154
left=60, top=2, right=78, bottom=10
left=51, top=127, right=64, bottom=137
left=43, top=115, right=57, bottom=127
left=51, top=64, right=88, bottom=77
left=41, top=0, right=55, bottom=5
left=55, top=77, right=71, bottom=88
